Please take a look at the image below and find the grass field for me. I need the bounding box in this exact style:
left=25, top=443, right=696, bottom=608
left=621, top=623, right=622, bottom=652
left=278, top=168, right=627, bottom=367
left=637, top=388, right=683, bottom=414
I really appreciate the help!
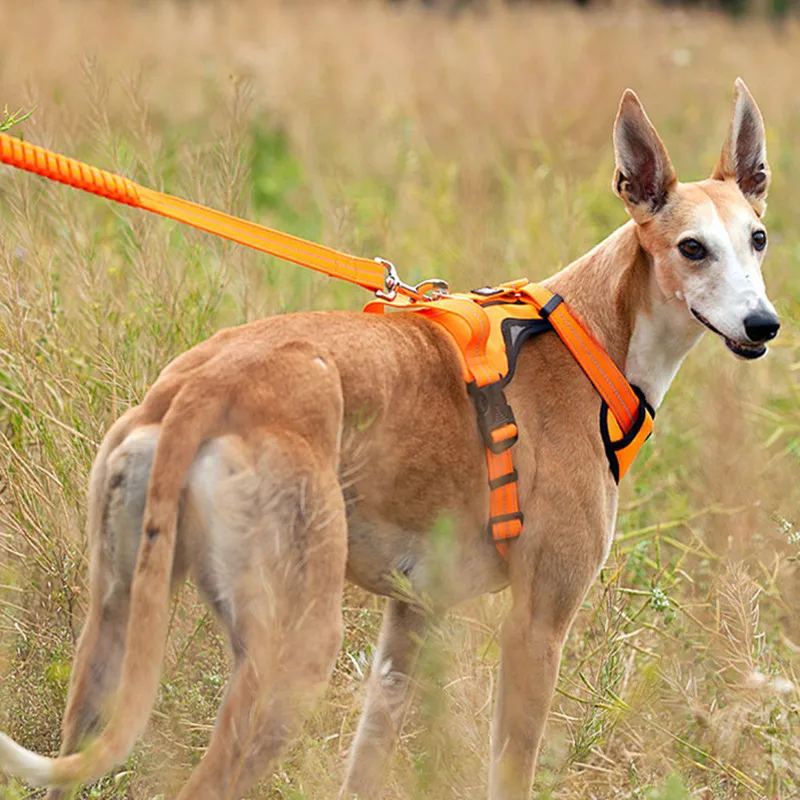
left=1, top=1, right=800, bottom=798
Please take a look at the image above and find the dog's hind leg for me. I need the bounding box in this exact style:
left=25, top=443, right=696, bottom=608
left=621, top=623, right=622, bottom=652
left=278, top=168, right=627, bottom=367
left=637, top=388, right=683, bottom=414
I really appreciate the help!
left=175, top=431, right=348, bottom=800
left=344, top=598, right=426, bottom=799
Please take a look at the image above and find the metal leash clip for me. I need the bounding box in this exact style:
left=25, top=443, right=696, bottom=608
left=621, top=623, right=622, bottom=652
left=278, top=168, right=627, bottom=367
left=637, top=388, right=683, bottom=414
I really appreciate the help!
left=374, top=258, right=449, bottom=302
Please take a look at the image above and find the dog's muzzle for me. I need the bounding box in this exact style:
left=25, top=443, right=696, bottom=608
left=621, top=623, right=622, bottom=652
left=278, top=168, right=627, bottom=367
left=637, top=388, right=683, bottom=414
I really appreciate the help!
left=691, top=308, right=778, bottom=360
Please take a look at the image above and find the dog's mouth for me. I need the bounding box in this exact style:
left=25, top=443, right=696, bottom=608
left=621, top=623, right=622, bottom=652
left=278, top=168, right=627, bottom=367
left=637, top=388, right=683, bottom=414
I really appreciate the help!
left=691, top=309, right=767, bottom=360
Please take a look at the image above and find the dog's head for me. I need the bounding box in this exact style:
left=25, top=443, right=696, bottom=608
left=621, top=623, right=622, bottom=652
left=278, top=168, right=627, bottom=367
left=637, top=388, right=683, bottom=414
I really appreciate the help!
left=612, top=79, right=778, bottom=359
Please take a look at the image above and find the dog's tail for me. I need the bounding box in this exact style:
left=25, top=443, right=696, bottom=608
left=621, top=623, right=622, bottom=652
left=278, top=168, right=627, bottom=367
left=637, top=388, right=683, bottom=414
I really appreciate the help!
left=0, top=386, right=223, bottom=788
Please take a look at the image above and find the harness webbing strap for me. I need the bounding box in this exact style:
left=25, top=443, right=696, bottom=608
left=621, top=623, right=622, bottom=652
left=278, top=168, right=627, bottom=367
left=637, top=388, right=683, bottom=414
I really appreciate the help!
left=485, top=445, right=523, bottom=557
left=0, top=132, right=387, bottom=292
left=519, top=283, right=640, bottom=431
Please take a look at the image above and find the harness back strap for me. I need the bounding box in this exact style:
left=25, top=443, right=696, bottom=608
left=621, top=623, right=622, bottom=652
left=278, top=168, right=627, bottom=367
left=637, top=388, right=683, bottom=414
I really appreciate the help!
left=365, top=280, right=654, bottom=558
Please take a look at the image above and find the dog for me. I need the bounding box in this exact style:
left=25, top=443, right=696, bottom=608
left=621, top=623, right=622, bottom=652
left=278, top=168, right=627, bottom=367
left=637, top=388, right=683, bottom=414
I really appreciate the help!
left=0, top=79, right=779, bottom=799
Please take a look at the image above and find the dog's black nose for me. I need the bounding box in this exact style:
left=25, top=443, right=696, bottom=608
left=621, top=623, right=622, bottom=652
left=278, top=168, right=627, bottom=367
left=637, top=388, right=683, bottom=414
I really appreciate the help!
left=744, top=311, right=780, bottom=343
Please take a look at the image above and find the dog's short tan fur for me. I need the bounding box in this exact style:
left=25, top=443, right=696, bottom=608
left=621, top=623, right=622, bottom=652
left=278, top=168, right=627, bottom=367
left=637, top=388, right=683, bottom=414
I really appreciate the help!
left=0, top=81, right=779, bottom=799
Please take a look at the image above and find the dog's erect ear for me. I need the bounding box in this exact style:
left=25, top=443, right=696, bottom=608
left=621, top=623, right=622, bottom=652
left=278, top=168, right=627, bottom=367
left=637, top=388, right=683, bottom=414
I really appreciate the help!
left=711, top=78, right=770, bottom=217
left=612, top=90, right=677, bottom=224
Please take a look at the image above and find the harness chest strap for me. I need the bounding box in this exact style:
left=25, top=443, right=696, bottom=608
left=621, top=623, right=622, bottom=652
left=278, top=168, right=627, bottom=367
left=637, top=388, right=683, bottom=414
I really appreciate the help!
left=364, top=281, right=655, bottom=558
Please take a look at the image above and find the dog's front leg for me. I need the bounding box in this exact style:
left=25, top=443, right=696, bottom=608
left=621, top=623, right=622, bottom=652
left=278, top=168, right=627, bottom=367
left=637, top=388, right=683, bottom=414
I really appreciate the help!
left=489, top=531, right=605, bottom=799
left=488, top=603, right=569, bottom=799
left=344, top=598, right=427, bottom=799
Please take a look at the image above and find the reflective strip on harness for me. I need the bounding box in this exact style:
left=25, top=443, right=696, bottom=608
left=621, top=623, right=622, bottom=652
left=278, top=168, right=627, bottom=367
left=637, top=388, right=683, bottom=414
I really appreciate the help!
left=519, top=283, right=641, bottom=430
left=364, top=280, right=653, bottom=558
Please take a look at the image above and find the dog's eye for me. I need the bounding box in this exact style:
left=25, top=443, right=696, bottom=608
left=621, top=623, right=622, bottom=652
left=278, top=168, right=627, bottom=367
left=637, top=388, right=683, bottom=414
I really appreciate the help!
left=678, top=238, right=707, bottom=261
left=752, top=230, right=767, bottom=251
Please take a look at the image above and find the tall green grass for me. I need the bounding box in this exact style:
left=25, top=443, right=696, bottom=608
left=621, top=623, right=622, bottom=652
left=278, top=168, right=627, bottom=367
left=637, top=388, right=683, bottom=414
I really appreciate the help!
left=0, top=1, right=799, bottom=798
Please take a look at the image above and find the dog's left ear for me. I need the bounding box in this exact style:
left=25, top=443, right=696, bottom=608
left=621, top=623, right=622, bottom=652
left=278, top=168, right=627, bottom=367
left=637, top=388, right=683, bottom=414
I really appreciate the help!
left=712, top=78, right=770, bottom=217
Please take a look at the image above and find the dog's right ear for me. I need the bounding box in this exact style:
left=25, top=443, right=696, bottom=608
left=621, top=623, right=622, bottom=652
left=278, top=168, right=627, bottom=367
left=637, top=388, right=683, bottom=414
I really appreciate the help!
left=612, top=90, right=677, bottom=224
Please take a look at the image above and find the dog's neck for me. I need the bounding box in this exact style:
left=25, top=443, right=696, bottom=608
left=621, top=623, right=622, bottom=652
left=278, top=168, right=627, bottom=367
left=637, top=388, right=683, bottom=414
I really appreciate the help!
left=543, top=220, right=703, bottom=409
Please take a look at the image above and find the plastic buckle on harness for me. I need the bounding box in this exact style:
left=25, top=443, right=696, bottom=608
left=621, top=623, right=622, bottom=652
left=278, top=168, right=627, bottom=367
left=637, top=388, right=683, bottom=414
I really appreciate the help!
left=469, top=383, right=519, bottom=454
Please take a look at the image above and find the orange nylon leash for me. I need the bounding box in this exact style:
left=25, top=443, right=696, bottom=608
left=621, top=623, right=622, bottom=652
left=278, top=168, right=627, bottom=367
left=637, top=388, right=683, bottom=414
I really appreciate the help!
left=0, top=131, right=387, bottom=292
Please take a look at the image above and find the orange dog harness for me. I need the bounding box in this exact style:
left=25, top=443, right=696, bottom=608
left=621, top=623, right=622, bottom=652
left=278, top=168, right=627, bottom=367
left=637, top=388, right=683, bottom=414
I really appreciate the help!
left=365, top=280, right=654, bottom=557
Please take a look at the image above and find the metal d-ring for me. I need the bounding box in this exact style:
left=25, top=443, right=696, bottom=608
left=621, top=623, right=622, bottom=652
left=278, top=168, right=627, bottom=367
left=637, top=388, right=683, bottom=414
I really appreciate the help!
left=413, top=278, right=450, bottom=300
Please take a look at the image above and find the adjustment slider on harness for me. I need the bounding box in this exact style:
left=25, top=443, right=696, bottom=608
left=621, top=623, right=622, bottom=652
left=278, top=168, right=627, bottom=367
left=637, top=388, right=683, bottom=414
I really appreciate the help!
left=468, top=383, right=519, bottom=454
left=538, top=293, right=564, bottom=319
left=488, top=469, right=518, bottom=490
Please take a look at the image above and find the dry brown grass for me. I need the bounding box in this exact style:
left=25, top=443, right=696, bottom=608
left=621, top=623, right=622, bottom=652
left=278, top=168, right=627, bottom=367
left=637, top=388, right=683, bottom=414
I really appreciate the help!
left=1, top=1, right=800, bottom=798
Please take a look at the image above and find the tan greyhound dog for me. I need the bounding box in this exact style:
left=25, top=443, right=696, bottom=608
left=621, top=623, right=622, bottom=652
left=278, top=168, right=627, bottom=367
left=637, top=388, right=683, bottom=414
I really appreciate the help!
left=0, top=79, right=779, bottom=799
